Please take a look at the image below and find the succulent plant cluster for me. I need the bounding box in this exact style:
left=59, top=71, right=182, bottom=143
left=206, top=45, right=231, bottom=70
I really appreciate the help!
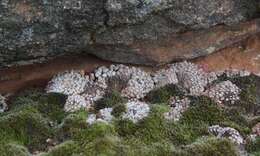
left=209, top=125, right=244, bottom=145
left=205, top=80, right=241, bottom=105
left=164, top=96, right=190, bottom=121
left=1, top=61, right=260, bottom=155
left=0, top=94, right=7, bottom=113
left=45, top=61, right=250, bottom=125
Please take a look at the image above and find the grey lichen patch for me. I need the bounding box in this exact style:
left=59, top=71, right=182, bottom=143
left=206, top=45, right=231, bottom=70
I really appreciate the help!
left=0, top=0, right=258, bottom=67
left=63, top=0, right=82, bottom=10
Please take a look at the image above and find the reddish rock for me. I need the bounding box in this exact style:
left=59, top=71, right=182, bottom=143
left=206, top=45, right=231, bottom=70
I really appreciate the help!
left=0, top=55, right=156, bottom=94
left=0, top=55, right=112, bottom=94
left=90, top=19, right=260, bottom=65
left=1, top=0, right=257, bottom=67
left=194, top=33, right=260, bottom=75
left=1, top=20, right=260, bottom=94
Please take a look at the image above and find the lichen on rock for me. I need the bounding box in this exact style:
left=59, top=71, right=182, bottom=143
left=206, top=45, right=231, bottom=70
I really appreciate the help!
left=0, top=0, right=259, bottom=67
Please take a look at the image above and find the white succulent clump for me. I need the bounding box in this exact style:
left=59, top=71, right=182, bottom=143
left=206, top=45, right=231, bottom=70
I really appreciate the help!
left=208, top=125, right=244, bottom=145
left=46, top=61, right=249, bottom=113
left=81, top=83, right=106, bottom=106
left=64, top=94, right=89, bottom=112
left=94, top=65, right=130, bottom=83
left=206, top=72, right=219, bottom=84
left=164, top=96, right=190, bottom=121
left=121, top=68, right=154, bottom=99
left=204, top=80, right=241, bottom=105
left=99, top=108, right=114, bottom=123
left=86, top=114, right=98, bottom=125
left=93, top=64, right=154, bottom=99
left=248, top=134, right=258, bottom=142
left=46, top=70, right=88, bottom=95
left=86, top=108, right=114, bottom=125
left=0, top=94, right=7, bottom=113
left=122, top=100, right=150, bottom=123
left=152, top=67, right=178, bottom=88
left=224, top=69, right=251, bottom=78
left=171, top=61, right=216, bottom=96
left=86, top=100, right=150, bottom=125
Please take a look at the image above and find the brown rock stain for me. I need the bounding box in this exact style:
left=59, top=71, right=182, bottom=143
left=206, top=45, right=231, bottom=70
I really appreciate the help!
left=131, top=19, right=260, bottom=64
left=0, top=55, right=156, bottom=94
left=12, top=2, right=42, bottom=22
left=194, top=34, right=260, bottom=75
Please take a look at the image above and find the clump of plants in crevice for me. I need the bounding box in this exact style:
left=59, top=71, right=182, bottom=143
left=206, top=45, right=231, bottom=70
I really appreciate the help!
left=1, top=73, right=259, bottom=156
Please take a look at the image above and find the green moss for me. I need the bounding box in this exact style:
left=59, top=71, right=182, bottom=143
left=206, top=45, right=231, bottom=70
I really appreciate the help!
left=132, top=105, right=172, bottom=143
left=41, top=137, right=238, bottom=156
left=115, top=104, right=206, bottom=145
left=82, top=135, right=121, bottom=156
left=251, top=152, right=260, bottom=156
left=180, top=96, right=226, bottom=125
left=114, top=105, right=169, bottom=138
left=0, top=143, right=30, bottom=156
left=179, top=137, right=238, bottom=156
left=115, top=119, right=138, bottom=137
left=56, top=109, right=88, bottom=140
left=94, top=90, right=127, bottom=111
left=0, top=105, right=53, bottom=151
left=215, top=75, right=259, bottom=114
left=40, top=141, right=80, bottom=156
left=10, top=89, right=67, bottom=123
left=246, top=137, right=260, bottom=154
left=35, top=93, right=67, bottom=123
left=231, top=76, right=258, bottom=114
left=144, top=141, right=175, bottom=156
left=169, top=122, right=208, bottom=146
left=74, top=122, right=117, bottom=143
left=1, top=77, right=257, bottom=155
left=122, top=138, right=175, bottom=156
left=179, top=96, right=251, bottom=140
left=146, top=84, right=184, bottom=104
left=9, top=88, right=44, bottom=108
left=115, top=104, right=205, bottom=145
left=222, top=108, right=251, bottom=136
left=115, top=105, right=175, bottom=143
left=111, top=103, right=126, bottom=117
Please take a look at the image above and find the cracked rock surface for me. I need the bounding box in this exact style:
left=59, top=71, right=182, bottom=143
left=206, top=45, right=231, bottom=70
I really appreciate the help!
left=0, top=0, right=258, bottom=67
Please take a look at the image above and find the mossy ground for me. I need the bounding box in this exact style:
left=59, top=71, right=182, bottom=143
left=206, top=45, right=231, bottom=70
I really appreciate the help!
left=246, top=137, right=260, bottom=155
left=1, top=75, right=259, bottom=156
left=94, top=90, right=127, bottom=114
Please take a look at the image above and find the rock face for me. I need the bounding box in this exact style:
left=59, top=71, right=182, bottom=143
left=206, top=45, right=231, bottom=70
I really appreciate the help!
left=0, top=0, right=258, bottom=67
left=194, top=33, right=260, bottom=76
